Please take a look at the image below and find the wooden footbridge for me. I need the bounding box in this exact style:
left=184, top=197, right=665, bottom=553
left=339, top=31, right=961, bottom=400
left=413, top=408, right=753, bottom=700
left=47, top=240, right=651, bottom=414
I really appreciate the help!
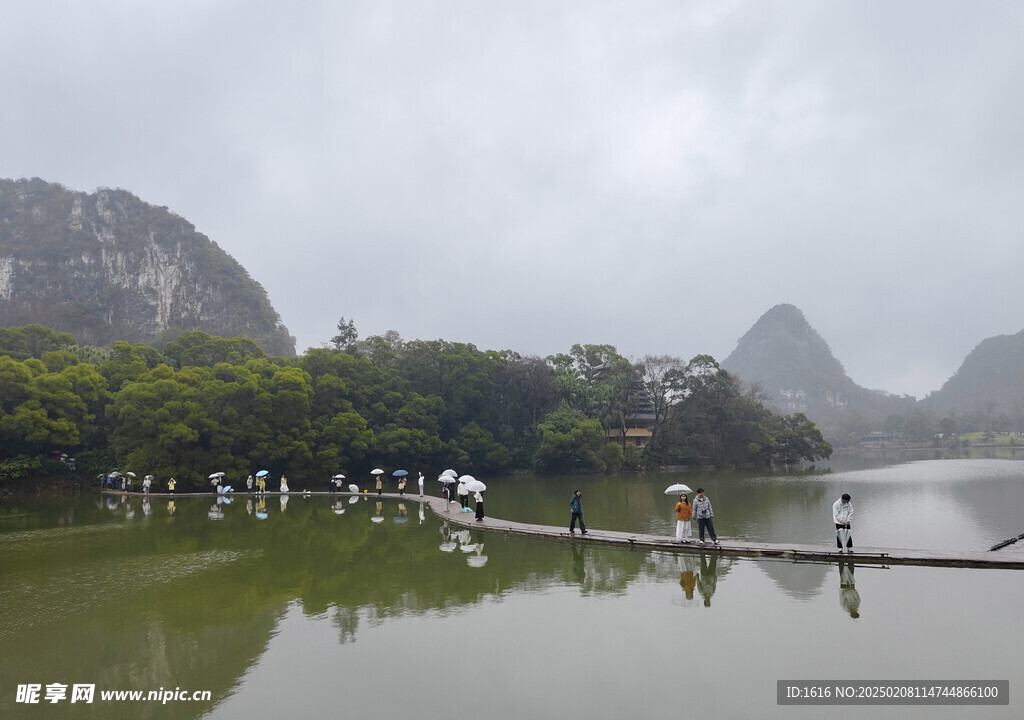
left=412, top=494, right=1024, bottom=570
left=102, top=489, right=1024, bottom=569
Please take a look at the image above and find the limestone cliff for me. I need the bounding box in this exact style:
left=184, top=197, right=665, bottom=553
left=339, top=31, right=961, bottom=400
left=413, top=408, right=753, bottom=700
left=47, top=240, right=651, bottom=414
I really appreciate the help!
left=0, top=178, right=294, bottom=355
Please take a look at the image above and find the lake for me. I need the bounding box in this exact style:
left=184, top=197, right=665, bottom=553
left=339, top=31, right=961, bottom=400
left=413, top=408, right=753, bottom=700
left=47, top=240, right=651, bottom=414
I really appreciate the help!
left=2, top=455, right=1022, bottom=719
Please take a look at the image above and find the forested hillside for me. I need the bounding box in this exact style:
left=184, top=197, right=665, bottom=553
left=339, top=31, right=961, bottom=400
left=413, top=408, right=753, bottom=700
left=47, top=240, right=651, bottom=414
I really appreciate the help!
left=0, top=324, right=831, bottom=489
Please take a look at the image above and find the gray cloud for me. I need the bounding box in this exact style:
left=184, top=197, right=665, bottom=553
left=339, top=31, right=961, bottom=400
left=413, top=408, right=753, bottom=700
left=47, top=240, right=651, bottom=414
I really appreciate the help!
left=2, top=0, right=1022, bottom=398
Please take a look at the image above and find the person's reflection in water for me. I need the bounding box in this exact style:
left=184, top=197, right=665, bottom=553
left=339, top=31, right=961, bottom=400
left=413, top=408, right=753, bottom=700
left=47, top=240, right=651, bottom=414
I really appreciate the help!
left=678, top=555, right=697, bottom=604
left=571, top=544, right=586, bottom=584
left=398, top=502, right=407, bottom=517
left=838, top=561, right=861, bottom=619
left=696, top=554, right=718, bottom=607
left=418, top=501, right=426, bottom=524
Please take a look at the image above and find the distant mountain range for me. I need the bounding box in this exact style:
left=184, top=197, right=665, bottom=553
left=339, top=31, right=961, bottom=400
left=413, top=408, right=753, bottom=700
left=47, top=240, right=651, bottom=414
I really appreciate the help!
left=0, top=178, right=294, bottom=355
left=722, top=303, right=1024, bottom=442
left=921, top=328, right=1024, bottom=418
left=722, top=304, right=914, bottom=441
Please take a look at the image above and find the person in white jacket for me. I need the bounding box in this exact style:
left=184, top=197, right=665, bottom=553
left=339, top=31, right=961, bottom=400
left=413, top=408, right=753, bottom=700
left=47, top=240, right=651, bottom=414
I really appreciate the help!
left=833, top=493, right=854, bottom=552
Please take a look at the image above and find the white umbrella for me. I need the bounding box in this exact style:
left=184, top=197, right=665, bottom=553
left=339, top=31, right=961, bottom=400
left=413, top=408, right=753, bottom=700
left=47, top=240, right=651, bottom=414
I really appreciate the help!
left=371, top=516, right=384, bottom=523
left=209, top=472, right=225, bottom=479
left=439, top=542, right=457, bottom=552
left=370, top=468, right=384, bottom=475
left=464, top=479, right=487, bottom=493
left=438, top=476, right=456, bottom=484
left=442, top=469, right=458, bottom=477
left=333, top=474, right=346, bottom=479
left=348, top=495, right=361, bottom=505
left=467, top=554, right=488, bottom=568
left=348, top=484, right=359, bottom=494
left=126, top=472, right=136, bottom=478
left=664, top=483, right=693, bottom=495
left=457, top=474, right=476, bottom=484
left=144, top=475, right=154, bottom=481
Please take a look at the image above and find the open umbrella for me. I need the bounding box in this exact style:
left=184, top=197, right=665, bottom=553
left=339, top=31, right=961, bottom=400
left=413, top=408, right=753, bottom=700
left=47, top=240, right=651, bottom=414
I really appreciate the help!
left=438, top=475, right=456, bottom=484
left=209, top=472, right=225, bottom=479
left=664, top=483, right=693, bottom=495
left=439, top=541, right=457, bottom=552
left=348, top=484, right=359, bottom=494
left=333, top=474, right=346, bottom=479
left=256, top=470, right=269, bottom=478
left=464, top=479, right=487, bottom=493
left=126, top=472, right=136, bottom=478
left=442, top=469, right=458, bottom=478
left=370, top=468, right=384, bottom=475
left=392, top=469, right=408, bottom=477
left=144, top=475, right=154, bottom=481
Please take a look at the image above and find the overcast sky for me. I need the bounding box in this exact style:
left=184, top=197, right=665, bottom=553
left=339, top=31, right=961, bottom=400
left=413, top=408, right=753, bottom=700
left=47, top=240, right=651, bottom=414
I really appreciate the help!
left=3, top=1, right=1022, bottom=398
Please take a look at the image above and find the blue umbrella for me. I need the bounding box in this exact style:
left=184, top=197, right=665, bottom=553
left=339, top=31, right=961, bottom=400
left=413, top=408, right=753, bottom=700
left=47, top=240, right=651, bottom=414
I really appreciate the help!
left=392, top=469, right=409, bottom=477
left=256, top=470, right=269, bottom=477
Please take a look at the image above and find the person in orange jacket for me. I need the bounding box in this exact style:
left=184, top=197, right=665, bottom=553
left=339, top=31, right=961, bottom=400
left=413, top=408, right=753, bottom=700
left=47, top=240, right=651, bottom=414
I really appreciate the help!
left=674, top=493, right=693, bottom=542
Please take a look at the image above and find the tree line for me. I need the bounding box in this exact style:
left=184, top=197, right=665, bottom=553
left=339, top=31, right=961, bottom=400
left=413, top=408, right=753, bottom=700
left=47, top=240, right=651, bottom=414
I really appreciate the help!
left=0, top=321, right=831, bottom=488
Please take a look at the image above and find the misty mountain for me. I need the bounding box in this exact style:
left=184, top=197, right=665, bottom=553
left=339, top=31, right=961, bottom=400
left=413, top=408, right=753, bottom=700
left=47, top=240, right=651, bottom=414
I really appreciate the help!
left=922, top=329, right=1024, bottom=419
left=0, top=178, right=294, bottom=355
left=722, top=304, right=913, bottom=441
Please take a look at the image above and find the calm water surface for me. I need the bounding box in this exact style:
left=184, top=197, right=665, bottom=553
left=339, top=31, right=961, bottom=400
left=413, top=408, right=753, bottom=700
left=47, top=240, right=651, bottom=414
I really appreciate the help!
left=2, top=456, right=1022, bottom=719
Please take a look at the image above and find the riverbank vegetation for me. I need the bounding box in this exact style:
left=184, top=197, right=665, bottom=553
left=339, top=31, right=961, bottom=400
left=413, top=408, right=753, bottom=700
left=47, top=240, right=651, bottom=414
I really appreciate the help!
left=0, top=323, right=831, bottom=490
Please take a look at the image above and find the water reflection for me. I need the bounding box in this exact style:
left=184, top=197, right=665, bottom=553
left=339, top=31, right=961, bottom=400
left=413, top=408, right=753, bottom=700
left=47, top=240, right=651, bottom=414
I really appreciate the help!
left=3, top=490, right=1024, bottom=720
left=757, top=560, right=829, bottom=600
left=677, top=555, right=697, bottom=605
left=696, top=554, right=718, bottom=606
left=571, top=545, right=586, bottom=584
left=839, top=561, right=861, bottom=619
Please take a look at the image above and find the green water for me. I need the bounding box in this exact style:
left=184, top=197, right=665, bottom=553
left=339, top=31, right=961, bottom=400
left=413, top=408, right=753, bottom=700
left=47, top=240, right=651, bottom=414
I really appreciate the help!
left=2, top=457, right=1022, bottom=719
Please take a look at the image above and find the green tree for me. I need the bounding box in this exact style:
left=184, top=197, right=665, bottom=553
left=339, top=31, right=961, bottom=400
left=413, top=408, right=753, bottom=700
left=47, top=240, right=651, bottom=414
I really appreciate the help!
left=330, top=316, right=359, bottom=351
left=533, top=403, right=606, bottom=473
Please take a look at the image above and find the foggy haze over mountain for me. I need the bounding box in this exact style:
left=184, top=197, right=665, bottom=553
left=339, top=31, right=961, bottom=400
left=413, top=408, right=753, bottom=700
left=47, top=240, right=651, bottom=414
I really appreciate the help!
left=3, top=1, right=1023, bottom=399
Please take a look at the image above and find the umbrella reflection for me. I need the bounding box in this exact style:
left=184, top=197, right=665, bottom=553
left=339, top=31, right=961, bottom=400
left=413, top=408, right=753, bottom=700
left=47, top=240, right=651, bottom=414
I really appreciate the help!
left=467, top=544, right=487, bottom=567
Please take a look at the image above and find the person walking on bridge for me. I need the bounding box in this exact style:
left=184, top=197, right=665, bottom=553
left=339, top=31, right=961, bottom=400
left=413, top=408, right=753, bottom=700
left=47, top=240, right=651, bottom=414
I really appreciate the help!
left=569, top=490, right=587, bottom=535
left=833, top=493, right=854, bottom=553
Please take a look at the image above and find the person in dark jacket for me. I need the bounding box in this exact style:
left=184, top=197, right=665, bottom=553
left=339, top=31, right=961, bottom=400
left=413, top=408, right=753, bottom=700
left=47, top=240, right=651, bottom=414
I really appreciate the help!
left=569, top=490, right=587, bottom=534
left=692, top=488, right=718, bottom=545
